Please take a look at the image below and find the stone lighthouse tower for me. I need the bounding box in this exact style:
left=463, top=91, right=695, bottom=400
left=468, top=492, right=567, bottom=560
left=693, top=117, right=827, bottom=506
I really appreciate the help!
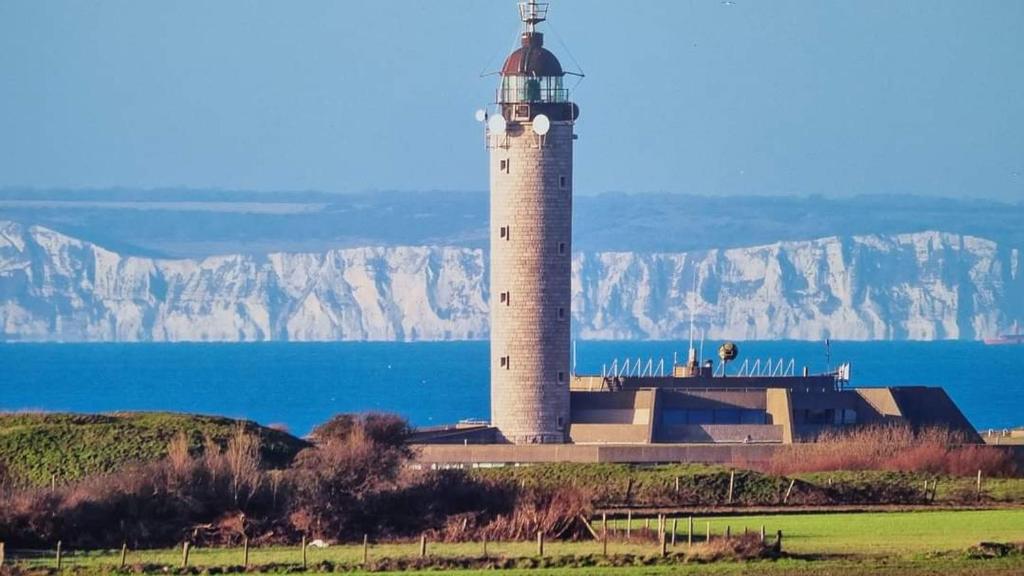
left=486, top=1, right=579, bottom=444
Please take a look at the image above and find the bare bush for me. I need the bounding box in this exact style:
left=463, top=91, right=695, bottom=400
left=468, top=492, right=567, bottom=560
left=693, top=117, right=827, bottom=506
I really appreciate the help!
left=689, top=532, right=778, bottom=562
left=225, top=423, right=262, bottom=506
left=289, top=414, right=414, bottom=539
left=765, top=425, right=1018, bottom=477
left=473, top=485, right=594, bottom=542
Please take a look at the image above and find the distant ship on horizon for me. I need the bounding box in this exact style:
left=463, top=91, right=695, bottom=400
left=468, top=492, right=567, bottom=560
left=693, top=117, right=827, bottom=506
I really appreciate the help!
left=984, top=321, right=1023, bottom=345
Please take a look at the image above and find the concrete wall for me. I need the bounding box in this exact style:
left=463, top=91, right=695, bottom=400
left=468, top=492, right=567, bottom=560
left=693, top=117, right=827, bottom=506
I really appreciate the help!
left=658, top=424, right=784, bottom=444
left=489, top=119, right=574, bottom=444
left=765, top=388, right=794, bottom=444
left=659, top=389, right=767, bottom=410
left=414, top=443, right=782, bottom=466
left=569, top=423, right=650, bottom=444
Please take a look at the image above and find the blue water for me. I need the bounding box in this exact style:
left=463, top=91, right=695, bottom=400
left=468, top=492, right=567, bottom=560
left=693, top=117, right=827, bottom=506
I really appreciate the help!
left=1, top=341, right=1022, bottom=435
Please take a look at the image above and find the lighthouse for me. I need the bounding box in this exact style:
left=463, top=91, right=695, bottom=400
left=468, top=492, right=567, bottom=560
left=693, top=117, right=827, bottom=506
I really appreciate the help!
left=485, top=1, right=579, bottom=444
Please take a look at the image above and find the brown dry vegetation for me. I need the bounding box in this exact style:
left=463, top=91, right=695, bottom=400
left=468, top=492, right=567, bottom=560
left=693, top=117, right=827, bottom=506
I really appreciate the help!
left=762, top=425, right=1018, bottom=477
left=1, top=418, right=1018, bottom=552
left=0, top=413, right=590, bottom=550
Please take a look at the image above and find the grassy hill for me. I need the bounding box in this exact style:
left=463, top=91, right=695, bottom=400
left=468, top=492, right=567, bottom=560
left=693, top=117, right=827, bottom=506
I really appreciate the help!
left=0, top=412, right=309, bottom=486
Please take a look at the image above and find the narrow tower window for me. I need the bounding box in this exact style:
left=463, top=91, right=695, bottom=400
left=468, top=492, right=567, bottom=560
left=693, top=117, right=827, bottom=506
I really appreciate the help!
left=500, top=356, right=511, bottom=370
left=500, top=291, right=511, bottom=306
left=500, top=226, right=510, bottom=240
left=557, top=371, right=565, bottom=383
left=558, top=242, right=566, bottom=255
left=500, top=159, right=510, bottom=174
left=559, top=175, right=567, bottom=189
left=558, top=307, right=566, bottom=320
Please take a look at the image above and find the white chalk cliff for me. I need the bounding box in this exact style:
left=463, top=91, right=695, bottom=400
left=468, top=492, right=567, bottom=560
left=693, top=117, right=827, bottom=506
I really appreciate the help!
left=1, top=221, right=1019, bottom=342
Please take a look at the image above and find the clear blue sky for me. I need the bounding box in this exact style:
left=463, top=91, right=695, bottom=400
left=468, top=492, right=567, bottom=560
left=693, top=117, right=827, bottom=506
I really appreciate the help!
left=1, top=0, right=1022, bottom=200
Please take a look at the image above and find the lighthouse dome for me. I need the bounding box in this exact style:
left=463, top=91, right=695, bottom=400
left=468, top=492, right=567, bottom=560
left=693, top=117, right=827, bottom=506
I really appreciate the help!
left=501, top=33, right=564, bottom=77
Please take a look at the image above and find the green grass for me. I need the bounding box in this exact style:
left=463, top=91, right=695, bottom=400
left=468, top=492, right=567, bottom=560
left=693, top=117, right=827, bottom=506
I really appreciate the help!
left=10, top=510, right=1024, bottom=574
left=471, top=463, right=791, bottom=505
left=16, top=555, right=1024, bottom=576
left=611, top=509, right=1024, bottom=555
left=0, top=412, right=308, bottom=485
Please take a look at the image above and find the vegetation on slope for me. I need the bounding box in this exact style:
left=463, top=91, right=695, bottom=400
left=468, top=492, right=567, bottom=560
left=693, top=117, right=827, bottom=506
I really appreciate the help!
left=0, top=412, right=308, bottom=486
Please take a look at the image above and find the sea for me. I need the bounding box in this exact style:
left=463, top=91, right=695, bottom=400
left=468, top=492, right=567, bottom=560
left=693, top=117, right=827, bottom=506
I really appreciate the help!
left=1, top=341, right=1021, bottom=436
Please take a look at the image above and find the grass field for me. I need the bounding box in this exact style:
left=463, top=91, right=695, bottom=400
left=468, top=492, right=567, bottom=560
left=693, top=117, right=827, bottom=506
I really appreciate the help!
left=612, top=509, right=1024, bottom=555
left=0, top=412, right=307, bottom=485
left=8, top=509, right=1023, bottom=574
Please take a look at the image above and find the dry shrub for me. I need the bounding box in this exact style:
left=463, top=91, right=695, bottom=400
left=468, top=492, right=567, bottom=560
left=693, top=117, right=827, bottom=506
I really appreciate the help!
left=765, top=425, right=1018, bottom=477
left=225, top=423, right=262, bottom=507
left=288, top=414, right=414, bottom=539
left=688, top=533, right=777, bottom=562
left=0, top=427, right=286, bottom=549
left=472, top=485, right=594, bottom=542
left=0, top=488, right=63, bottom=547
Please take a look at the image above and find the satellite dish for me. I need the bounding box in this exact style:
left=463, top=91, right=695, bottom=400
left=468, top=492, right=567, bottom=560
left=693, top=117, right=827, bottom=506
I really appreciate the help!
left=533, top=114, right=551, bottom=136
left=474, top=109, right=487, bottom=123
left=488, top=114, right=507, bottom=135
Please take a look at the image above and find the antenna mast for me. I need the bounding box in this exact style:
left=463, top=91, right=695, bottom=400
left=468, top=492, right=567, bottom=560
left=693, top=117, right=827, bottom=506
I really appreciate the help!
left=687, top=273, right=698, bottom=369
left=519, top=1, right=549, bottom=33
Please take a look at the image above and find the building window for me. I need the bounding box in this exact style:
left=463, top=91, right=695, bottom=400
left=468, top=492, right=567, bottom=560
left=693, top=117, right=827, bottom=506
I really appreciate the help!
left=557, top=371, right=565, bottom=383
left=500, top=356, right=510, bottom=370
left=500, top=291, right=510, bottom=306
left=559, top=175, right=567, bottom=189
left=500, top=226, right=510, bottom=240
left=558, top=307, right=566, bottom=320
left=558, top=242, right=566, bottom=255
left=557, top=416, right=565, bottom=430
left=500, top=159, right=510, bottom=174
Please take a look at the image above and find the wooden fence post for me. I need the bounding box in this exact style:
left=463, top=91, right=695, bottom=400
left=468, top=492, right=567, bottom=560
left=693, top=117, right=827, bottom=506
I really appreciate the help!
left=671, top=517, right=678, bottom=547
left=783, top=478, right=796, bottom=504
left=626, top=511, right=632, bottom=540
left=482, top=534, right=488, bottom=559
left=301, top=535, right=307, bottom=570
left=420, top=534, right=427, bottom=558
left=56, top=540, right=63, bottom=571
left=181, top=541, right=190, bottom=569
left=120, top=542, right=127, bottom=569
left=244, top=536, right=250, bottom=568
left=537, top=531, right=544, bottom=557
left=775, top=530, right=784, bottom=554
left=760, top=525, right=766, bottom=543
left=688, top=516, right=694, bottom=548
left=602, top=521, right=608, bottom=557
left=362, top=534, right=369, bottom=565
left=0, top=541, right=5, bottom=568
left=660, top=521, right=667, bottom=558
left=675, top=476, right=680, bottom=493
left=976, top=470, right=983, bottom=500
left=602, top=513, right=607, bottom=539
left=706, top=522, right=711, bottom=543
left=728, top=470, right=736, bottom=504
left=725, top=526, right=731, bottom=540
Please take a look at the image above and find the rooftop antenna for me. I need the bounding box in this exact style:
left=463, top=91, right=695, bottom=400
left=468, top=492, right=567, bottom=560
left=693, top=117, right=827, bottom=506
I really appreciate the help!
left=519, top=0, right=549, bottom=34
left=572, top=339, right=577, bottom=376
left=687, top=272, right=698, bottom=369
left=699, top=328, right=706, bottom=367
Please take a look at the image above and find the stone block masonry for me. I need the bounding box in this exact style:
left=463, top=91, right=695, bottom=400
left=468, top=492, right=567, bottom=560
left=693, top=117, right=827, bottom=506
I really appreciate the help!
left=490, top=121, right=574, bottom=444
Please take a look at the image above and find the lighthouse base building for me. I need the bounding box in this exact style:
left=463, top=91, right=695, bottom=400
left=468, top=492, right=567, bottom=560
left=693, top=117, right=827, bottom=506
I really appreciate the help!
left=407, top=2, right=983, bottom=463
